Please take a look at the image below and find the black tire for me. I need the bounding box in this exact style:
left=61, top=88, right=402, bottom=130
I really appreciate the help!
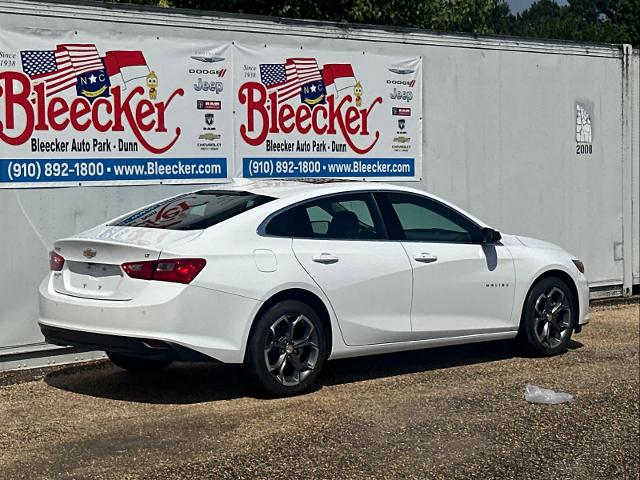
left=245, top=300, right=328, bottom=397
left=519, top=276, right=577, bottom=356
left=106, top=352, right=172, bottom=372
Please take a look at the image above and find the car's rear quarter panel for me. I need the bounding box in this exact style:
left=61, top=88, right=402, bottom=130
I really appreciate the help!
left=169, top=212, right=348, bottom=360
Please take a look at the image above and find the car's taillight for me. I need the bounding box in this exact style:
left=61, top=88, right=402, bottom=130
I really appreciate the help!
left=49, top=251, right=65, bottom=271
left=121, top=259, right=206, bottom=284
left=121, top=261, right=155, bottom=280
left=153, top=259, right=207, bottom=284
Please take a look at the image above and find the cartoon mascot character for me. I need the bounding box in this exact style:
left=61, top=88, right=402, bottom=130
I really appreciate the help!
left=353, top=81, right=363, bottom=107
left=146, top=71, right=158, bottom=100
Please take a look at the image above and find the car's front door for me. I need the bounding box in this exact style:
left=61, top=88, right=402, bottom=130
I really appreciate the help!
left=279, top=192, right=413, bottom=346
left=376, top=192, right=516, bottom=339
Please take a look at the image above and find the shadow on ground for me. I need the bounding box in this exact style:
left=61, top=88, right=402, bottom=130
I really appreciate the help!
left=44, top=339, right=583, bottom=405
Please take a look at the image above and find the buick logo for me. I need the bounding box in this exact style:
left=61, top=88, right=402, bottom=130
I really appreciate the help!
left=83, top=248, right=97, bottom=259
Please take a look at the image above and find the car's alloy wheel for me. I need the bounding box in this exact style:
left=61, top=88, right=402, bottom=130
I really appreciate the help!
left=246, top=300, right=327, bottom=396
left=520, top=277, right=576, bottom=356
left=264, top=313, right=320, bottom=386
left=533, top=287, right=572, bottom=348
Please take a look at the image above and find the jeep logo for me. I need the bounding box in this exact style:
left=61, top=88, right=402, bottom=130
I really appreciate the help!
left=390, top=88, right=413, bottom=102
left=194, top=78, right=224, bottom=93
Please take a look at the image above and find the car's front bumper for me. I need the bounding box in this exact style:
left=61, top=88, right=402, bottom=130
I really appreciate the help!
left=38, top=274, right=261, bottom=363
left=577, top=274, right=590, bottom=327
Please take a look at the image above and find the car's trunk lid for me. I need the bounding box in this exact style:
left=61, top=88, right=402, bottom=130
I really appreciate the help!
left=52, top=226, right=202, bottom=300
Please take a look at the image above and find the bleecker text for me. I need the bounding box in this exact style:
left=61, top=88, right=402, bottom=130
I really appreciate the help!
left=0, top=71, right=184, bottom=154
left=238, top=82, right=382, bottom=154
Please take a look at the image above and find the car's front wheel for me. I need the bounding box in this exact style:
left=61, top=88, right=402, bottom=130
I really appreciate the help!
left=519, top=277, right=576, bottom=356
left=245, top=300, right=327, bottom=397
left=106, top=352, right=172, bottom=372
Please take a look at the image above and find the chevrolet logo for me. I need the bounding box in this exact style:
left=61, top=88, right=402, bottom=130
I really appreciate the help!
left=83, top=248, right=97, bottom=259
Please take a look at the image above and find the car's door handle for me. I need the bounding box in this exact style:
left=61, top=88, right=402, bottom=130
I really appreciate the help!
left=414, top=253, right=438, bottom=263
left=312, top=253, right=339, bottom=264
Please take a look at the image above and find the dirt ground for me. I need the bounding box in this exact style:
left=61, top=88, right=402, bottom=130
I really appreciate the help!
left=0, top=299, right=638, bottom=480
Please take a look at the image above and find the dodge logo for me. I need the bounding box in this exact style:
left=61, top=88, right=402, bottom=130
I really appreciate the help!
left=83, top=248, right=97, bottom=259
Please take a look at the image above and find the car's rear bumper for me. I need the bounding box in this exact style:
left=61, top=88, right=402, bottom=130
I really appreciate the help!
left=38, top=274, right=261, bottom=363
left=40, top=324, right=212, bottom=362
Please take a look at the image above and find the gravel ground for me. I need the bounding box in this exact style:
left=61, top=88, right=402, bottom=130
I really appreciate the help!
left=0, top=299, right=638, bottom=480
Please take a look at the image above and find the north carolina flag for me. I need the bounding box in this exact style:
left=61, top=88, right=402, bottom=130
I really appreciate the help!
left=321, top=64, right=356, bottom=93
left=103, top=50, right=149, bottom=84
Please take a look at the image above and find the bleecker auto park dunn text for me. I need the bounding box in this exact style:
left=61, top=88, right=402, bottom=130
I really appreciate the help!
left=0, top=72, right=184, bottom=154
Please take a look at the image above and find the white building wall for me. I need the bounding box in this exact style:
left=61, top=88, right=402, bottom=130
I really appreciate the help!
left=0, top=0, right=637, bottom=365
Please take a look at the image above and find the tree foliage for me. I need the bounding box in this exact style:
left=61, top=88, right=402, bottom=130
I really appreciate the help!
left=112, top=0, right=639, bottom=46
left=508, top=0, right=639, bottom=44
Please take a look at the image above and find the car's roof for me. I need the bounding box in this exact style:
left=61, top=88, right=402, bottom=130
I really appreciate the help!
left=195, top=178, right=413, bottom=199
left=193, top=178, right=489, bottom=229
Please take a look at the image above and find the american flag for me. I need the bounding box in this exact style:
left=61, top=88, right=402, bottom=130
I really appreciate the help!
left=259, top=58, right=323, bottom=102
left=21, top=44, right=104, bottom=97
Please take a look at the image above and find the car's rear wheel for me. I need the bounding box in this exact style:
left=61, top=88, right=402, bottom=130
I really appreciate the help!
left=245, top=300, right=327, bottom=397
left=519, top=277, right=576, bottom=356
left=106, top=352, right=172, bottom=372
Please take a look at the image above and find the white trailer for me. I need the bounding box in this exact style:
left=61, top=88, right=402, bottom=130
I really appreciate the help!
left=0, top=0, right=637, bottom=370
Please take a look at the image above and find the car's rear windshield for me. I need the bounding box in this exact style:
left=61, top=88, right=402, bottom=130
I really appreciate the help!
left=110, top=191, right=275, bottom=230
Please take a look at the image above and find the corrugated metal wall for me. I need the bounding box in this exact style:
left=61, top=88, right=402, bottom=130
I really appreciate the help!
left=0, top=0, right=638, bottom=363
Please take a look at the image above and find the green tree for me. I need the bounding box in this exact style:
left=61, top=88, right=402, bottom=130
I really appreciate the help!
left=111, top=0, right=639, bottom=45
left=616, top=0, right=640, bottom=44
left=163, top=0, right=511, bottom=34
left=514, top=0, right=639, bottom=44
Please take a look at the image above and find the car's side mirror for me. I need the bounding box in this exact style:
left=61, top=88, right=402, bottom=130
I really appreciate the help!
left=482, top=227, right=502, bottom=244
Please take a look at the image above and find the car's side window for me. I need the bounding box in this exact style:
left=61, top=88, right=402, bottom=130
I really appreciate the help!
left=306, top=205, right=332, bottom=235
left=379, top=192, right=481, bottom=244
left=265, top=193, right=384, bottom=240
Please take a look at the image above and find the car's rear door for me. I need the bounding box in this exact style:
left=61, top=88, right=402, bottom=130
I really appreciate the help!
left=375, top=192, right=515, bottom=339
left=268, top=192, right=413, bottom=346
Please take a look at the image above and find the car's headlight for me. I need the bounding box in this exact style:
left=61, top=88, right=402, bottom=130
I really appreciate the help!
left=572, top=259, right=585, bottom=274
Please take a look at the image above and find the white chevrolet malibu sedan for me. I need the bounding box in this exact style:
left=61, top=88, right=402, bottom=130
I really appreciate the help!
left=39, top=180, right=589, bottom=396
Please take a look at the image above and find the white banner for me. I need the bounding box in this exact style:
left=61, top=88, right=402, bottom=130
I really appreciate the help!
left=235, top=44, right=422, bottom=180
left=0, top=29, right=233, bottom=187
left=0, top=29, right=422, bottom=187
